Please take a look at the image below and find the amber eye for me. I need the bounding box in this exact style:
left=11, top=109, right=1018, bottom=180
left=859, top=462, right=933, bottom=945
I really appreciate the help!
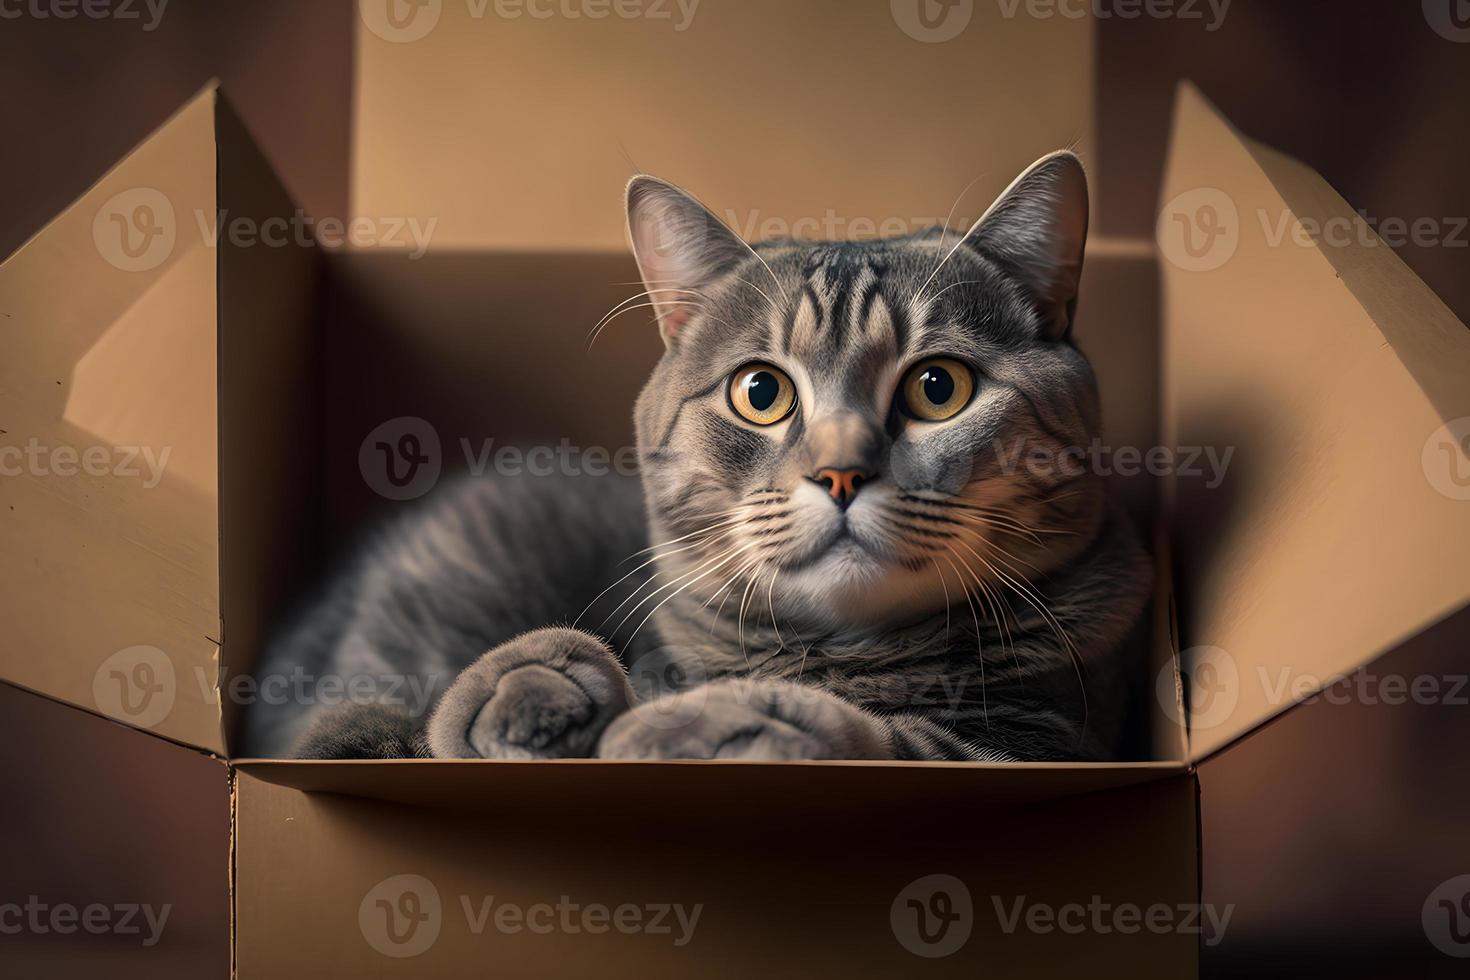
left=729, top=363, right=797, bottom=425
left=898, top=358, right=975, bottom=422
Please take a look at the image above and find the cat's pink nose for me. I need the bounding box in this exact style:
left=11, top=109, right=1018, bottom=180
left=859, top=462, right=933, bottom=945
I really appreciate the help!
left=812, top=467, right=872, bottom=508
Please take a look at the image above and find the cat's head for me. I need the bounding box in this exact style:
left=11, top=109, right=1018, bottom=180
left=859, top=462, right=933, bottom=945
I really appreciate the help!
left=627, top=153, right=1106, bottom=630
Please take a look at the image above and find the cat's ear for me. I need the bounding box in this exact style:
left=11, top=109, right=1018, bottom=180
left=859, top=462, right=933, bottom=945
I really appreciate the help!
left=626, top=175, right=750, bottom=345
left=959, top=151, right=1089, bottom=341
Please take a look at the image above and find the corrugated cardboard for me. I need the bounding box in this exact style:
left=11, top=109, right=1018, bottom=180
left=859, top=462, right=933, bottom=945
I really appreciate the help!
left=3, top=26, right=1468, bottom=979
left=0, top=89, right=224, bottom=753
left=1158, top=83, right=1470, bottom=763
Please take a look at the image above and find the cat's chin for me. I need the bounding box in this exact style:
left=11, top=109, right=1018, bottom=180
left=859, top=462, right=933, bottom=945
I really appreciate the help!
left=779, top=537, right=949, bottom=628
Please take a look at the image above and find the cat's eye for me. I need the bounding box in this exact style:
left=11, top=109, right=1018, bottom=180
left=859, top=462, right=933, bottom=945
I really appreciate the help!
left=728, top=363, right=797, bottom=426
left=898, top=358, right=975, bottom=422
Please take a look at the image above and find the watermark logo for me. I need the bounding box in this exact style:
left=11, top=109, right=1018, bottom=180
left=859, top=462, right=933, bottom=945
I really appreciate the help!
left=891, top=874, right=973, bottom=958
left=93, top=187, right=176, bottom=273
left=1157, top=645, right=1238, bottom=732
left=1422, top=417, right=1470, bottom=501
left=360, top=417, right=442, bottom=501
left=1423, top=875, right=1470, bottom=958
left=92, top=645, right=176, bottom=728
left=360, top=874, right=443, bottom=958
left=1424, top=0, right=1470, bottom=42
left=625, top=650, right=709, bottom=731
left=359, top=0, right=443, bottom=42
left=1157, top=187, right=1239, bottom=272
left=891, top=0, right=974, bottom=42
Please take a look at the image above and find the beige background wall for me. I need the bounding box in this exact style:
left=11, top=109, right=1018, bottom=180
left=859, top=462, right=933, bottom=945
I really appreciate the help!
left=352, top=0, right=1095, bottom=249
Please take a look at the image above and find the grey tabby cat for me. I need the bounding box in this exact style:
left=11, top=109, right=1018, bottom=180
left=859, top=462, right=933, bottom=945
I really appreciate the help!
left=242, top=151, right=1152, bottom=762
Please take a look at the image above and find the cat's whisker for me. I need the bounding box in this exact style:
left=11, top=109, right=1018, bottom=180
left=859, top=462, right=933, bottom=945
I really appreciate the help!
left=955, top=537, right=1062, bottom=643
left=731, top=274, right=781, bottom=321
left=629, top=514, right=748, bottom=559
left=965, top=560, right=1022, bottom=678
left=622, top=546, right=754, bottom=650
left=940, top=549, right=989, bottom=731
left=737, top=241, right=790, bottom=307
left=924, top=279, right=988, bottom=304
left=765, top=566, right=786, bottom=654
left=595, top=536, right=742, bottom=634
left=706, top=558, right=761, bottom=643
left=913, top=172, right=989, bottom=307
left=943, top=546, right=1017, bottom=675
left=960, top=538, right=1088, bottom=728
left=586, top=299, right=708, bottom=351
left=929, top=556, right=952, bottom=648
left=586, top=289, right=704, bottom=347
left=612, top=542, right=758, bottom=641
left=737, top=559, right=768, bottom=670
left=574, top=527, right=738, bottom=628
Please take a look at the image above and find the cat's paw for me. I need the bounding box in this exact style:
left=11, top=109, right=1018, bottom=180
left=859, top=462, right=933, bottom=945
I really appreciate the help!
left=294, top=702, right=428, bottom=759
left=426, top=628, right=634, bottom=759
left=596, top=678, right=892, bottom=761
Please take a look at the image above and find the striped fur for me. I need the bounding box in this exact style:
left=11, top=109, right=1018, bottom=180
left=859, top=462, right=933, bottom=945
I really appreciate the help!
left=246, top=153, right=1152, bottom=762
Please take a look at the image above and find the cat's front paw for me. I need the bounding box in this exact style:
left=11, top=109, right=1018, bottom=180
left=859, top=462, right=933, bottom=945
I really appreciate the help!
left=426, top=628, right=634, bottom=759
left=596, top=679, right=892, bottom=761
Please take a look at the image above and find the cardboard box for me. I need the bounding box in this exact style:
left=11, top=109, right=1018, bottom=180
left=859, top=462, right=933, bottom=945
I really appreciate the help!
left=4, top=5, right=1469, bottom=976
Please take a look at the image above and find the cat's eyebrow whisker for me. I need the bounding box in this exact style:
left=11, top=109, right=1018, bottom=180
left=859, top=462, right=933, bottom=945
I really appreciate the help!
left=737, top=241, right=791, bottom=307
left=924, top=279, right=987, bottom=304
left=586, top=299, right=706, bottom=351
left=731, top=274, right=781, bottom=321
left=588, top=288, right=703, bottom=341
left=915, top=171, right=991, bottom=307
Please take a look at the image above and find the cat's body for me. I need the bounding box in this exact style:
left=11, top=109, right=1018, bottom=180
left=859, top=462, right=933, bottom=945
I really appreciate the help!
left=243, top=152, right=1154, bottom=762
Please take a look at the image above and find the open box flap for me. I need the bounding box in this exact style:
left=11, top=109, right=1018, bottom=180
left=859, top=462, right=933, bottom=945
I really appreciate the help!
left=1157, top=83, right=1470, bottom=764
left=0, top=86, right=225, bottom=753
left=0, top=84, right=317, bottom=757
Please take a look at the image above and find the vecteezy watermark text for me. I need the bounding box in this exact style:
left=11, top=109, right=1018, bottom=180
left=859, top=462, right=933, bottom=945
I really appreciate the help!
left=995, top=0, right=1230, bottom=30
left=0, top=438, right=171, bottom=489
left=992, top=895, right=1232, bottom=946
left=0, top=897, right=171, bottom=947
left=199, top=667, right=441, bottom=717
left=992, top=437, right=1235, bottom=489
left=92, top=187, right=438, bottom=273
left=0, top=0, right=168, bottom=30
left=1158, top=187, right=1470, bottom=272
left=358, top=875, right=701, bottom=959
left=358, top=0, right=701, bottom=44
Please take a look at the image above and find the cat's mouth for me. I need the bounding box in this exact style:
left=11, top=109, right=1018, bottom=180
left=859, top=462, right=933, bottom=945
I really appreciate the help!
left=772, top=506, right=898, bottom=575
